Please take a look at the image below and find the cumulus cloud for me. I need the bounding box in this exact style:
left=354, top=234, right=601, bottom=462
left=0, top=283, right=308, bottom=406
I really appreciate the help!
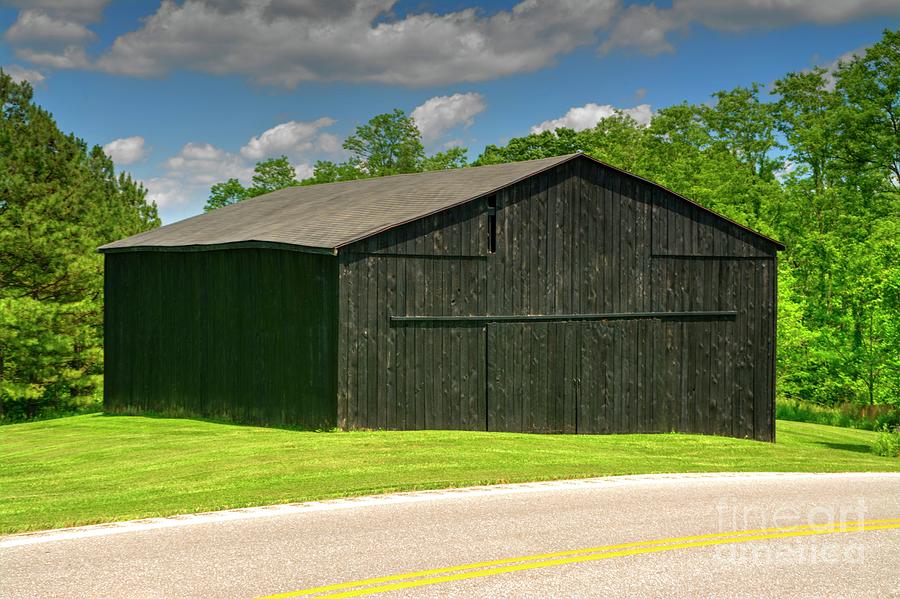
left=240, top=117, right=337, bottom=160
left=2, top=2, right=107, bottom=71
left=603, top=0, right=900, bottom=55
left=531, top=103, right=653, bottom=133
left=141, top=142, right=252, bottom=209
left=676, top=0, right=900, bottom=30
left=89, top=0, right=617, bottom=87
left=4, top=10, right=97, bottom=47
left=2, top=64, right=45, bottom=84
left=162, top=142, right=251, bottom=185
left=601, top=4, right=678, bottom=55
left=102, top=136, right=147, bottom=165
left=4, top=0, right=898, bottom=86
left=14, top=45, right=91, bottom=69
left=3, top=0, right=110, bottom=24
left=411, top=92, right=486, bottom=141
left=141, top=176, right=187, bottom=209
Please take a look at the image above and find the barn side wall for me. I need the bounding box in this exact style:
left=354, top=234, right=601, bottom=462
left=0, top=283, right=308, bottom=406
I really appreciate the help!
left=104, top=248, right=338, bottom=428
left=338, top=156, right=777, bottom=440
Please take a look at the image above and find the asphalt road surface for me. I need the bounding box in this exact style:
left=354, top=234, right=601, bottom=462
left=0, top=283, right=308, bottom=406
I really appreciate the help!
left=2, top=472, right=899, bottom=598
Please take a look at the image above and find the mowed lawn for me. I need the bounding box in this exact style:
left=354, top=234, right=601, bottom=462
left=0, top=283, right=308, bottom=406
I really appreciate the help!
left=1, top=414, right=898, bottom=534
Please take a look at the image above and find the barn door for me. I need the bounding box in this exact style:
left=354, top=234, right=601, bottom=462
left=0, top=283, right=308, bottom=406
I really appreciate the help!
left=394, top=323, right=488, bottom=431
left=486, top=322, right=577, bottom=433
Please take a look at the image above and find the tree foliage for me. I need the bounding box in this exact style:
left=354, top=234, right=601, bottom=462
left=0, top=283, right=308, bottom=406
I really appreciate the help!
left=342, top=108, right=425, bottom=177
left=303, top=109, right=468, bottom=183
left=0, top=69, right=159, bottom=420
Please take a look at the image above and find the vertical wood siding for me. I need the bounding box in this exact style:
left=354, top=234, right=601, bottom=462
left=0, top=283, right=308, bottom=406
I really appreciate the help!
left=104, top=248, right=338, bottom=428
left=337, top=156, right=777, bottom=440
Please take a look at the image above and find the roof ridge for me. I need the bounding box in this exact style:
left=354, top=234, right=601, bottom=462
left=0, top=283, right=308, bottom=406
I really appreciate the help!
left=261, top=152, right=580, bottom=192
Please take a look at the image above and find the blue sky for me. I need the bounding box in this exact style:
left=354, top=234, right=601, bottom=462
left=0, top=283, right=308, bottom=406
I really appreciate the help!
left=1, top=1, right=898, bottom=222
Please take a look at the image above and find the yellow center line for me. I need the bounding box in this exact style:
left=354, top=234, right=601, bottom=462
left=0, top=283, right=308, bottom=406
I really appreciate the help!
left=255, top=519, right=900, bottom=599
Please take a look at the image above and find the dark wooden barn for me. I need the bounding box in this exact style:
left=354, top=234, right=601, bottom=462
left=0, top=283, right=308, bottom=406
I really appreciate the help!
left=100, top=153, right=783, bottom=440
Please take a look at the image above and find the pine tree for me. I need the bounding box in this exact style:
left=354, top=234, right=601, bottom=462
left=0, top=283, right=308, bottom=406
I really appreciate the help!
left=0, top=69, right=159, bottom=420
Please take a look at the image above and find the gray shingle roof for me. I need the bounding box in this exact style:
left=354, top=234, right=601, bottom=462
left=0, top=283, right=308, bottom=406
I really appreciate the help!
left=99, top=154, right=577, bottom=253
left=100, top=152, right=783, bottom=253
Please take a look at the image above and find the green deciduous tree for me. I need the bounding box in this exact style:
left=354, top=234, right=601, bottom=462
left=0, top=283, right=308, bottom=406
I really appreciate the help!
left=832, top=29, right=900, bottom=199
left=205, top=178, right=248, bottom=211
left=300, top=109, right=469, bottom=184
left=248, top=156, right=299, bottom=194
left=704, top=83, right=782, bottom=180
left=0, top=69, right=159, bottom=420
left=768, top=31, right=900, bottom=407
left=420, top=146, right=468, bottom=171
left=300, top=159, right=364, bottom=186
left=342, top=108, right=424, bottom=177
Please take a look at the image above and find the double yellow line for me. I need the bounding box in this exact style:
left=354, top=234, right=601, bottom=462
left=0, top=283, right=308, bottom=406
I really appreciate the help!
left=256, top=518, right=900, bottom=598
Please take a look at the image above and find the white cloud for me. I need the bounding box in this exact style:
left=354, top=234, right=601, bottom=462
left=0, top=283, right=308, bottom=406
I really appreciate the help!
left=88, top=0, right=618, bottom=87
left=162, top=142, right=250, bottom=186
left=603, top=0, right=900, bottom=55
left=2, top=64, right=45, bottom=84
left=5, top=0, right=897, bottom=87
left=142, top=142, right=252, bottom=210
left=3, top=4, right=102, bottom=71
left=601, top=4, right=678, bottom=56
left=531, top=103, right=653, bottom=133
left=676, top=0, right=900, bottom=30
left=293, top=162, right=315, bottom=180
left=3, top=0, right=110, bottom=24
left=14, top=45, right=91, bottom=69
left=240, top=117, right=337, bottom=160
left=317, top=132, right=342, bottom=154
left=141, top=176, right=187, bottom=209
left=411, top=92, right=486, bottom=141
left=4, top=9, right=97, bottom=47
left=103, top=136, right=147, bottom=165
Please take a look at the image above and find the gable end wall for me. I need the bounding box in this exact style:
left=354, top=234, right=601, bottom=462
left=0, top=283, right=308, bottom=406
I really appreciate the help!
left=337, top=158, right=777, bottom=439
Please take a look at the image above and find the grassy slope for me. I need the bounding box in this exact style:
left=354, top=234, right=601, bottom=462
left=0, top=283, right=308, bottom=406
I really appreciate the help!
left=1, top=414, right=897, bottom=534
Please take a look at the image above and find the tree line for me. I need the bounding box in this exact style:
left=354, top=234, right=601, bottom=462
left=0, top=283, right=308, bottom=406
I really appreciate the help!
left=1, top=29, right=897, bottom=421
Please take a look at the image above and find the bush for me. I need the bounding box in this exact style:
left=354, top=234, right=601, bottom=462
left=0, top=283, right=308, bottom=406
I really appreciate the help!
left=871, top=430, right=900, bottom=458
left=0, top=388, right=102, bottom=425
left=776, top=399, right=899, bottom=431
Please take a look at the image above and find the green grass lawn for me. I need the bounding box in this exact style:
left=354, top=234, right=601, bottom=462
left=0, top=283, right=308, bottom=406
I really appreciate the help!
left=1, top=414, right=897, bottom=534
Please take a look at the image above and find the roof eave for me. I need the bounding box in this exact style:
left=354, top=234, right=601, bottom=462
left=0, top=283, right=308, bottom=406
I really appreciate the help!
left=98, top=241, right=337, bottom=255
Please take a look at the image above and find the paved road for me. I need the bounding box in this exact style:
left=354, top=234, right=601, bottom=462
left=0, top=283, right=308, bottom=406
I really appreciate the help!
left=2, top=473, right=899, bottom=598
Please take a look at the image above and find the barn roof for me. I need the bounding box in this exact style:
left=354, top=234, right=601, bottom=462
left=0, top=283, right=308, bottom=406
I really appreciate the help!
left=100, top=153, right=783, bottom=253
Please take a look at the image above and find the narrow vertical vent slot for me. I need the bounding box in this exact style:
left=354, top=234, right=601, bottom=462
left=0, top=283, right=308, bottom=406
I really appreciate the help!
left=487, top=196, right=497, bottom=254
